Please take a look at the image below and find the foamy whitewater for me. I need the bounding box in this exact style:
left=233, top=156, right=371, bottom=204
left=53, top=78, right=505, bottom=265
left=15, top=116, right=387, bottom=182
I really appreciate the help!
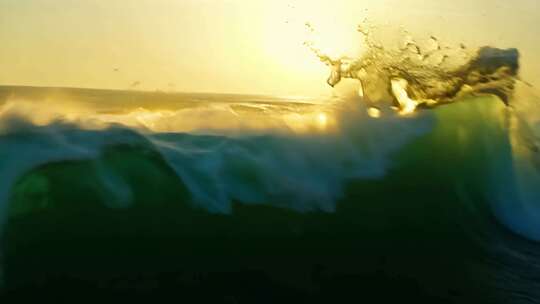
left=0, top=25, right=539, bottom=302
left=0, top=88, right=434, bottom=214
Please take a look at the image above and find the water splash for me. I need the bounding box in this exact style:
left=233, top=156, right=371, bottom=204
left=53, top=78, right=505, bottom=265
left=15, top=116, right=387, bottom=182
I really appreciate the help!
left=306, top=21, right=520, bottom=115
left=305, top=20, right=540, bottom=245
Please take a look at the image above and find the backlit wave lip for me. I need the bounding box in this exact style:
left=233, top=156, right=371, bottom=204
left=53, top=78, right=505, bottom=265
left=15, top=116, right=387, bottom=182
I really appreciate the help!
left=306, top=21, right=519, bottom=116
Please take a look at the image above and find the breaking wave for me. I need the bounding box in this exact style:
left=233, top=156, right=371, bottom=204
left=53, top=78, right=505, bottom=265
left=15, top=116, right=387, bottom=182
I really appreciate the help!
left=0, top=23, right=539, bottom=302
left=305, top=21, right=519, bottom=114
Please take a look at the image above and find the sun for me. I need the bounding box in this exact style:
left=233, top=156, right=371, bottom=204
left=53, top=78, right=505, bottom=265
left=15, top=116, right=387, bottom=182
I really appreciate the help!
left=258, top=1, right=365, bottom=95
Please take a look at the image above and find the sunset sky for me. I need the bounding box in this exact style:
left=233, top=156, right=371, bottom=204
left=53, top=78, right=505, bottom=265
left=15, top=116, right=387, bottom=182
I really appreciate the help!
left=1, top=0, right=538, bottom=97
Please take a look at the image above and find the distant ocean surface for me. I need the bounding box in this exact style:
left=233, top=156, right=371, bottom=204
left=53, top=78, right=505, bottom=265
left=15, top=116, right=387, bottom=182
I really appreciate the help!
left=0, top=85, right=539, bottom=303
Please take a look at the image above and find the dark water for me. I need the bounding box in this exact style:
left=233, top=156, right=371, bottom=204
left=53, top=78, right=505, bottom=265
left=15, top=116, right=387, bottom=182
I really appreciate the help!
left=1, top=86, right=539, bottom=302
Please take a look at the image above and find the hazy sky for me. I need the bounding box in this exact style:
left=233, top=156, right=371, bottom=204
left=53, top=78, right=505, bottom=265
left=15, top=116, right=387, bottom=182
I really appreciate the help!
left=1, top=0, right=538, bottom=96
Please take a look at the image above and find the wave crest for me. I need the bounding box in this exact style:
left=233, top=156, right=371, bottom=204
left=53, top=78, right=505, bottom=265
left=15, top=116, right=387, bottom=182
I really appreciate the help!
left=306, top=22, right=519, bottom=114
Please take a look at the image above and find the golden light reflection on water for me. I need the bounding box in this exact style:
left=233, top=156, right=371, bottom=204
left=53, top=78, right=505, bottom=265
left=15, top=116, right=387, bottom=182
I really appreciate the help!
left=317, top=112, right=328, bottom=127
left=99, top=107, right=336, bottom=134
left=0, top=97, right=337, bottom=135
left=280, top=110, right=335, bottom=134
left=367, top=107, right=381, bottom=118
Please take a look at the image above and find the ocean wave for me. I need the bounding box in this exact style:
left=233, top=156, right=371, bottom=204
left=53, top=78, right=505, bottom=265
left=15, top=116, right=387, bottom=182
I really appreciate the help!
left=4, top=91, right=539, bottom=301
left=304, top=21, right=540, bottom=244
left=1, top=22, right=540, bottom=301
left=0, top=93, right=434, bottom=216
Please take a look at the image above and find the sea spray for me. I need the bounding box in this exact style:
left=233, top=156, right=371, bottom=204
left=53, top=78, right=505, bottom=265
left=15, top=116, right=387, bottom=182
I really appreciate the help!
left=305, top=21, right=540, bottom=242
left=305, top=21, right=519, bottom=114
left=490, top=83, right=540, bottom=241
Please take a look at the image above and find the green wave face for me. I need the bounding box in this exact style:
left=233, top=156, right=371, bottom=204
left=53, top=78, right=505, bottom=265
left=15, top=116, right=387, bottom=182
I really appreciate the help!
left=5, top=96, right=539, bottom=302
